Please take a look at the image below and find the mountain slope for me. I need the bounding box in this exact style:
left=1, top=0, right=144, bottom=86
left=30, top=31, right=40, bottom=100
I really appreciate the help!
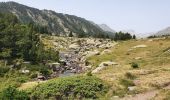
left=98, top=24, right=116, bottom=33
left=155, top=27, right=170, bottom=36
left=0, top=1, right=110, bottom=37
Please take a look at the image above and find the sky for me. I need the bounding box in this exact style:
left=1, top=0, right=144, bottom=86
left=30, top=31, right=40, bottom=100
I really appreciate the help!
left=1, top=0, right=170, bottom=34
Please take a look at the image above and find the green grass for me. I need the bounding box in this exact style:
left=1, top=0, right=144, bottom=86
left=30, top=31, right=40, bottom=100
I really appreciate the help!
left=86, top=38, right=170, bottom=97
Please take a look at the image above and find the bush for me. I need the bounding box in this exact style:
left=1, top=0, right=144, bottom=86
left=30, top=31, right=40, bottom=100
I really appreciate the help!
left=30, top=73, right=38, bottom=79
left=131, top=62, right=139, bottom=69
left=0, top=66, right=10, bottom=77
left=0, top=86, right=29, bottom=100
left=39, top=66, right=51, bottom=77
left=31, top=76, right=109, bottom=99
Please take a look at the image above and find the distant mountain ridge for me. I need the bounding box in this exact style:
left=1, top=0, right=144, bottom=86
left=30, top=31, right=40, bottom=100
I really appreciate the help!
left=0, top=1, right=113, bottom=38
left=155, top=27, right=170, bottom=36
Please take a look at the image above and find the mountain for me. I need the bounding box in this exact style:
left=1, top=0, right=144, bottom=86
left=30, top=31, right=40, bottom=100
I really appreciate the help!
left=98, top=24, right=116, bottom=33
left=0, top=1, right=110, bottom=38
left=155, top=27, right=170, bottom=36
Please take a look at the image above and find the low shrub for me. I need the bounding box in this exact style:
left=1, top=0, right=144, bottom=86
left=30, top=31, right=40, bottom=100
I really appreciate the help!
left=31, top=76, right=109, bottom=99
left=0, top=66, right=10, bottom=77
left=30, top=73, right=38, bottom=79
left=131, top=62, right=139, bottom=69
left=0, top=86, right=29, bottom=100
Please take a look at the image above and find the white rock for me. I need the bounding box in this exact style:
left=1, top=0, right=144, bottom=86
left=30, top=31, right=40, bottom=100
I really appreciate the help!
left=101, top=49, right=112, bottom=55
left=148, top=39, right=153, bottom=42
left=135, top=57, right=142, bottom=60
left=69, top=43, right=80, bottom=49
left=132, top=45, right=147, bottom=49
left=82, top=50, right=100, bottom=58
left=21, top=70, right=30, bottom=74
left=92, top=61, right=118, bottom=73
left=128, top=86, right=136, bottom=91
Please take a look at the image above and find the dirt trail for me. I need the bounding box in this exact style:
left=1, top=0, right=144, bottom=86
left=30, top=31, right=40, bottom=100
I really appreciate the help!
left=120, top=84, right=170, bottom=100
left=121, top=90, right=159, bottom=100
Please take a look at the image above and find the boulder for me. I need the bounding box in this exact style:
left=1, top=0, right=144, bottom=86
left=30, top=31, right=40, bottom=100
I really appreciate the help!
left=92, top=61, right=118, bottom=73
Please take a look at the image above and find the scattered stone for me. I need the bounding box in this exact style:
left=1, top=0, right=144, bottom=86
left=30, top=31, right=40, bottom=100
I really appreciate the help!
left=132, top=45, right=147, bottom=49
left=128, top=86, right=136, bottom=91
left=21, top=70, right=30, bottom=74
left=135, top=57, right=142, bottom=60
left=113, top=96, right=119, bottom=98
left=101, top=49, right=112, bottom=55
left=92, top=61, right=118, bottom=73
left=69, top=43, right=80, bottom=49
left=128, top=49, right=133, bottom=51
left=99, top=61, right=118, bottom=67
left=22, top=61, right=31, bottom=64
left=148, top=39, right=153, bottom=42
left=82, top=50, right=100, bottom=58
left=37, top=75, right=46, bottom=81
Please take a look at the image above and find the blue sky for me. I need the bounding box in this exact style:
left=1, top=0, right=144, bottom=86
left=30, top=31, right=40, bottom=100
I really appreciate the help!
left=1, top=0, right=170, bottom=34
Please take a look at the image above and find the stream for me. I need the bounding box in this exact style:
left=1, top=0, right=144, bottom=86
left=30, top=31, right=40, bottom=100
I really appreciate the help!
left=58, top=50, right=83, bottom=77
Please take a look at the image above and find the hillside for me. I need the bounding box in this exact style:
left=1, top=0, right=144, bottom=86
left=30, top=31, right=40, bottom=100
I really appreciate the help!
left=0, top=1, right=113, bottom=38
left=155, top=27, right=170, bottom=36
left=99, top=24, right=116, bottom=33
left=1, top=35, right=167, bottom=99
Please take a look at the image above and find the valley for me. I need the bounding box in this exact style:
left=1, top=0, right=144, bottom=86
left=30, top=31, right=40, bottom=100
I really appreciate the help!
left=0, top=1, right=170, bottom=100
left=12, top=36, right=170, bottom=99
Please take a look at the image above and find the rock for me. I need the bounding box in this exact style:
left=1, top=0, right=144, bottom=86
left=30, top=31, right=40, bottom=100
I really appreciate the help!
left=69, top=43, right=80, bottom=49
left=92, top=61, right=118, bottom=73
left=132, top=45, right=147, bottom=49
left=112, top=96, right=119, bottom=98
left=37, top=75, right=46, bottom=81
left=148, top=39, right=153, bottom=42
left=86, top=39, right=95, bottom=45
left=21, top=70, right=30, bottom=74
left=128, top=49, right=133, bottom=51
left=135, top=57, right=142, bottom=60
left=128, top=86, right=136, bottom=91
left=82, top=50, right=100, bottom=58
left=85, top=65, right=92, bottom=69
left=99, top=61, right=118, bottom=67
left=101, top=49, right=112, bottom=55
left=22, top=61, right=31, bottom=64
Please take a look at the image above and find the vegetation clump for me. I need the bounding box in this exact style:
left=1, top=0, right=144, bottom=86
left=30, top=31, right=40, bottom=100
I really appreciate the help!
left=31, top=76, right=109, bottom=99
left=131, top=62, right=139, bottom=69
left=113, top=31, right=135, bottom=41
left=0, top=86, right=29, bottom=100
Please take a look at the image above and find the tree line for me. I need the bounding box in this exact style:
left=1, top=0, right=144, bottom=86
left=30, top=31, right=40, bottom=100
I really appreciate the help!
left=113, top=31, right=136, bottom=41
left=0, top=13, right=59, bottom=64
